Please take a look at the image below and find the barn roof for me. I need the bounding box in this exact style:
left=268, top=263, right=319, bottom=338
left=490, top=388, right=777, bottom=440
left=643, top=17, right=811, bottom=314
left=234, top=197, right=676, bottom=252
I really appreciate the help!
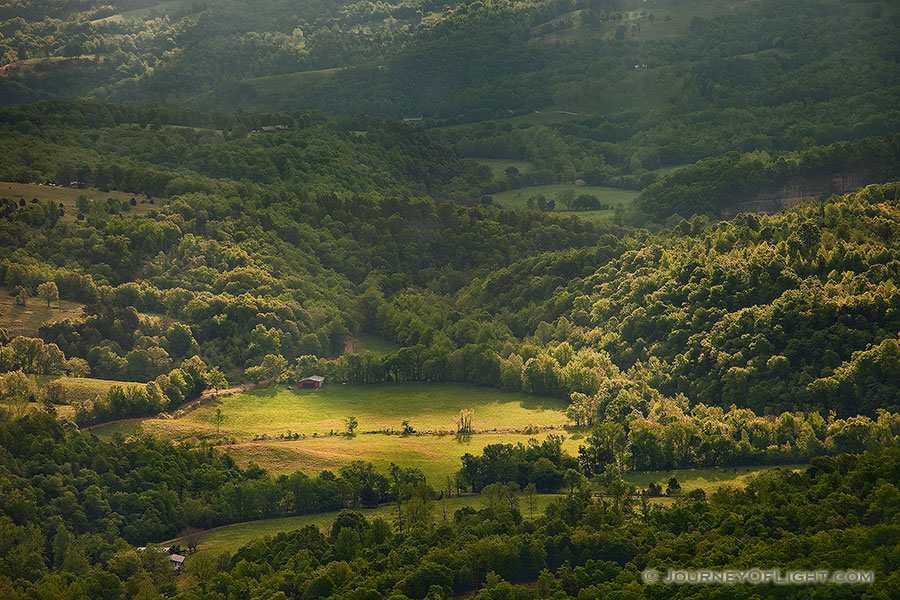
left=300, top=375, right=325, bottom=382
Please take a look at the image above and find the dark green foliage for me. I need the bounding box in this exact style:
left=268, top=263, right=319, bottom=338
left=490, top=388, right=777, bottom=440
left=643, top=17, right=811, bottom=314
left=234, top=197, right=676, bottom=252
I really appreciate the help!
left=3, top=414, right=899, bottom=599
left=635, top=135, right=900, bottom=219
left=376, top=181, right=900, bottom=417
left=0, top=414, right=403, bottom=545
left=459, top=435, right=577, bottom=492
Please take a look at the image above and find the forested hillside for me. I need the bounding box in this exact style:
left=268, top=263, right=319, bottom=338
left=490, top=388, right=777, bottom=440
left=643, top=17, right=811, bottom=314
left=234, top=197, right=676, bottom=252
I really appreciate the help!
left=364, top=182, right=900, bottom=418
left=2, top=0, right=898, bottom=188
left=4, top=101, right=900, bottom=425
left=1, top=414, right=899, bottom=599
left=1, top=0, right=900, bottom=597
left=634, top=134, right=900, bottom=220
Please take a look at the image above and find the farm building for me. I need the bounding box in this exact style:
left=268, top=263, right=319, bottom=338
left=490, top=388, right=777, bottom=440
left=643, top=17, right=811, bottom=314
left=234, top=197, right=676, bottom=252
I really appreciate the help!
left=298, top=375, right=325, bottom=389
left=169, top=554, right=186, bottom=570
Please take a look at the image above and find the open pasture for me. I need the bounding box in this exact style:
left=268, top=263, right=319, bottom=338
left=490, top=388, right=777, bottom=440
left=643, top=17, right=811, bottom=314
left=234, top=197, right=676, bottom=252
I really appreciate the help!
left=42, top=376, right=146, bottom=405
left=141, top=382, right=570, bottom=441
left=174, top=461, right=801, bottom=557
left=0, top=182, right=156, bottom=224
left=178, top=493, right=564, bottom=555
left=0, top=291, right=84, bottom=337
left=491, top=183, right=637, bottom=220
left=624, top=463, right=807, bottom=494
left=475, top=158, right=534, bottom=179
left=346, top=334, right=401, bottom=356
left=93, top=0, right=215, bottom=23
left=223, top=432, right=582, bottom=485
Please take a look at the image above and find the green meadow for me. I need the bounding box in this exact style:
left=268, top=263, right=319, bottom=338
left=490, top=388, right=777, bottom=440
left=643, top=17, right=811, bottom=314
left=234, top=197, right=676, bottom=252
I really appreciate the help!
left=348, top=334, right=401, bottom=356
left=475, top=158, right=534, bottom=179
left=0, top=291, right=84, bottom=337
left=0, top=182, right=158, bottom=224
left=83, top=379, right=807, bottom=517
left=175, top=494, right=564, bottom=555
left=88, top=382, right=573, bottom=483
left=222, top=432, right=583, bottom=485
left=171, top=464, right=803, bottom=558
left=93, top=0, right=216, bottom=23
left=142, top=382, right=570, bottom=440
left=623, top=464, right=808, bottom=494
left=490, top=183, right=638, bottom=220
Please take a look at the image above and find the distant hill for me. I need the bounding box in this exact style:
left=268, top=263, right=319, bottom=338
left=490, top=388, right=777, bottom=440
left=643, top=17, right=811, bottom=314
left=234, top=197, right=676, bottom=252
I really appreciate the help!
left=2, top=0, right=898, bottom=202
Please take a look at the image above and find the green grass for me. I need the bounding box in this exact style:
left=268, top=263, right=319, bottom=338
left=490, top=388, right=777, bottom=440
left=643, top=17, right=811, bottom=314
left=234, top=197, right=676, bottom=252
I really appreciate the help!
left=223, top=432, right=582, bottom=484
left=183, top=67, right=342, bottom=110
left=649, top=163, right=690, bottom=178
left=93, top=0, right=212, bottom=23
left=475, top=158, right=533, bottom=179
left=623, top=463, right=807, bottom=494
left=39, top=376, right=146, bottom=405
left=348, top=334, right=401, bottom=356
left=244, top=68, right=340, bottom=94
left=143, top=382, right=570, bottom=441
left=108, top=382, right=571, bottom=483
left=0, top=182, right=157, bottom=223
left=175, top=493, right=564, bottom=555
left=4, top=377, right=136, bottom=420
left=86, top=418, right=145, bottom=437
left=490, top=183, right=638, bottom=221
left=0, top=292, right=84, bottom=337
left=3, top=402, right=75, bottom=419
left=533, top=0, right=759, bottom=46
left=177, top=462, right=800, bottom=556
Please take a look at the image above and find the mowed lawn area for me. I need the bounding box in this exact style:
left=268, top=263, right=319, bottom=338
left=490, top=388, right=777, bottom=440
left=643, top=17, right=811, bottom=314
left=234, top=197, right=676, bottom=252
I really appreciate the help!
left=142, top=382, right=570, bottom=440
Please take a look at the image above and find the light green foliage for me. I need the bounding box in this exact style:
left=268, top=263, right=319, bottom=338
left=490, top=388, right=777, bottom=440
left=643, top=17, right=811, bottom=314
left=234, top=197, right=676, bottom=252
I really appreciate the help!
left=1, top=370, right=35, bottom=418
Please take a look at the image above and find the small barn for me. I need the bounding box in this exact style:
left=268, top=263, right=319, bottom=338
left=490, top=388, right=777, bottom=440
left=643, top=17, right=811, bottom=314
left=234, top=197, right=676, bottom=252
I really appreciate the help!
left=298, top=375, right=325, bottom=390
left=169, top=554, right=185, bottom=570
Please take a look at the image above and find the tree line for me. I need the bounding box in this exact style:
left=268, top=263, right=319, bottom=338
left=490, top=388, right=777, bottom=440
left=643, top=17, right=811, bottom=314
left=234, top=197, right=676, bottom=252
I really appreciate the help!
left=1, top=412, right=898, bottom=599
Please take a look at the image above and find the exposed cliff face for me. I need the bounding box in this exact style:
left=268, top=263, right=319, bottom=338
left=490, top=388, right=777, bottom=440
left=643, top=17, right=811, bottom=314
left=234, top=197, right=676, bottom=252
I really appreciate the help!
left=719, top=170, right=873, bottom=218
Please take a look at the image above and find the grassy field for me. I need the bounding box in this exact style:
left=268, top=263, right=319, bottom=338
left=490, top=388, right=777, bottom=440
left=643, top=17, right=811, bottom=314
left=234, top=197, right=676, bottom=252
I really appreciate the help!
left=89, top=382, right=573, bottom=482
left=223, top=432, right=582, bottom=484
left=186, top=68, right=342, bottom=109
left=348, top=334, right=401, bottom=356
left=86, top=417, right=145, bottom=437
left=141, top=382, right=570, bottom=440
left=244, top=68, right=340, bottom=95
left=2, top=377, right=145, bottom=421
left=93, top=0, right=215, bottom=23
left=41, top=376, right=146, bottom=405
left=534, top=0, right=759, bottom=46
left=0, top=291, right=84, bottom=337
left=623, top=463, right=807, bottom=494
left=176, top=462, right=804, bottom=557
left=4, top=401, right=76, bottom=420
left=475, top=158, right=534, bottom=179
left=0, top=182, right=157, bottom=223
left=178, top=493, right=563, bottom=555
left=491, top=183, right=638, bottom=220
left=650, top=163, right=690, bottom=178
